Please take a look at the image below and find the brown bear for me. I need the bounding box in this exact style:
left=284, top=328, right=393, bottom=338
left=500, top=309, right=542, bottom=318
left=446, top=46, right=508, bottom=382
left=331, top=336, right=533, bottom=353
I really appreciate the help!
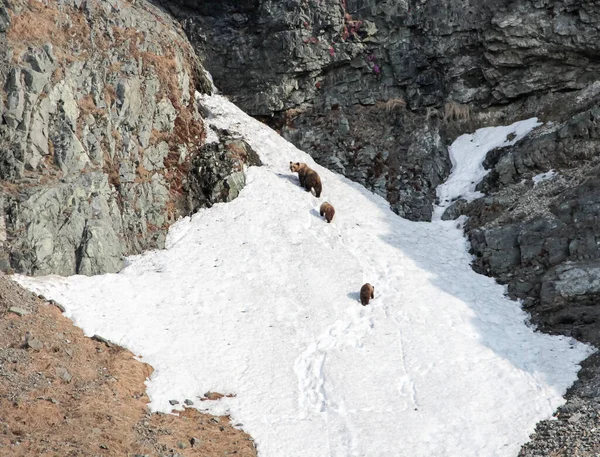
left=290, top=162, right=322, bottom=198
left=360, top=283, right=375, bottom=306
left=319, top=202, right=335, bottom=223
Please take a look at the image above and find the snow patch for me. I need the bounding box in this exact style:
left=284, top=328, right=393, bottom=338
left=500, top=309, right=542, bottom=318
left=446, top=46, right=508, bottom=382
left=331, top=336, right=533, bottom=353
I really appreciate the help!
left=203, top=68, right=219, bottom=94
left=15, top=98, right=591, bottom=457
left=433, top=118, right=542, bottom=220
left=532, top=170, right=557, bottom=187
left=204, top=124, right=219, bottom=144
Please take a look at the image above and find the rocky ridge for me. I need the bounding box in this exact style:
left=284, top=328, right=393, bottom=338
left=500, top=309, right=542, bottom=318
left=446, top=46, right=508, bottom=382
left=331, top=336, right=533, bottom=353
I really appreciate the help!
left=1, top=0, right=206, bottom=275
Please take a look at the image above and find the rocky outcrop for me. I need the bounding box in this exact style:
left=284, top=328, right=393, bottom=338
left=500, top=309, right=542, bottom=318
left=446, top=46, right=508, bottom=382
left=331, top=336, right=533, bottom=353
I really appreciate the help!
left=437, top=88, right=600, bottom=452
left=186, top=129, right=262, bottom=213
left=161, top=0, right=600, bottom=221
left=165, top=0, right=600, bottom=112
left=453, top=90, right=600, bottom=345
left=0, top=0, right=233, bottom=276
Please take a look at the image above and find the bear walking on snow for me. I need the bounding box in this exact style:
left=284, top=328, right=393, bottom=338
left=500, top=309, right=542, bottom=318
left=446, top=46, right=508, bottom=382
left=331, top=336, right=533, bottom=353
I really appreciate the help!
left=319, top=202, right=335, bottom=223
left=290, top=162, right=322, bottom=198
left=360, top=283, right=375, bottom=306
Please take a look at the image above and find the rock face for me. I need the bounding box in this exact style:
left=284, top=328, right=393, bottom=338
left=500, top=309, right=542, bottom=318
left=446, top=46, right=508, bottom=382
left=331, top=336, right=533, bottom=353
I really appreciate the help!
left=161, top=0, right=600, bottom=221
left=0, top=0, right=229, bottom=276
left=186, top=129, right=262, bottom=213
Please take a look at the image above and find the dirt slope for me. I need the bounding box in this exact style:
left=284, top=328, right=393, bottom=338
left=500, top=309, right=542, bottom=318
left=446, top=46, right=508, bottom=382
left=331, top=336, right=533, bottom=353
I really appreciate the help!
left=0, top=274, right=256, bottom=457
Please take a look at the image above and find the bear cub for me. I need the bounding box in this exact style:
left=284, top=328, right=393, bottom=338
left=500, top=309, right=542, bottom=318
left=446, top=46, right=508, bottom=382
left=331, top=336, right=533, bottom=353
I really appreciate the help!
left=319, top=202, right=335, bottom=223
left=290, top=162, right=322, bottom=198
left=360, top=283, right=375, bottom=306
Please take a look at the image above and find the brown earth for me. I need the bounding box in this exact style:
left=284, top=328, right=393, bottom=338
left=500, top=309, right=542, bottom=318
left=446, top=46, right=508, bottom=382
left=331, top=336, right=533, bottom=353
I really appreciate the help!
left=0, top=274, right=257, bottom=457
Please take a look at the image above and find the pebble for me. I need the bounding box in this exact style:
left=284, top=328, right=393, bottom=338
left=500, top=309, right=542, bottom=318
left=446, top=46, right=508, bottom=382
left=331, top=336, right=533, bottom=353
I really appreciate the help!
left=8, top=307, right=30, bottom=316
left=92, top=334, right=113, bottom=347
left=56, top=367, right=72, bottom=383
left=568, top=412, right=583, bottom=423
left=184, top=399, right=194, bottom=406
left=50, top=300, right=66, bottom=312
left=169, top=399, right=179, bottom=405
left=27, top=337, right=43, bottom=351
left=190, top=437, right=200, bottom=447
left=177, top=441, right=188, bottom=449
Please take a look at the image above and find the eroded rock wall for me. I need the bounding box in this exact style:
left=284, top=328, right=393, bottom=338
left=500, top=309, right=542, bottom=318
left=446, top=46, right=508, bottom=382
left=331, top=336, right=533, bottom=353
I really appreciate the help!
left=0, top=0, right=215, bottom=275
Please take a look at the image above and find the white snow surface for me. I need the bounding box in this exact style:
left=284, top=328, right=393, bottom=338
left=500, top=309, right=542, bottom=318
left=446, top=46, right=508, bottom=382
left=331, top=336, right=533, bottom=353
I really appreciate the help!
left=433, top=118, right=541, bottom=220
left=16, top=95, right=593, bottom=457
left=533, top=170, right=557, bottom=187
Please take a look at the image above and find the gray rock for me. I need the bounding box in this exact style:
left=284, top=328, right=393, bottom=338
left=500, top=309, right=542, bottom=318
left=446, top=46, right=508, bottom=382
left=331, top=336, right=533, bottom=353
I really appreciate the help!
left=169, top=400, right=180, bottom=405
left=184, top=399, right=194, bottom=406
left=154, top=99, right=178, bottom=133
left=546, top=262, right=600, bottom=299
left=142, top=142, right=169, bottom=172
left=186, top=129, right=262, bottom=213
left=467, top=173, right=600, bottom=346
left=91, top=335, right=113, bottom=347
left=441, top=199, right=469, bottom=221
left=26, top=338, right=43, bottom=351
left=49, top=300, right=66, bottom=312
left=8, top=306, right=30, bottom=316
left=0, top=7, right=10, bottom=33
left=56, top=367, right=72, bottom=383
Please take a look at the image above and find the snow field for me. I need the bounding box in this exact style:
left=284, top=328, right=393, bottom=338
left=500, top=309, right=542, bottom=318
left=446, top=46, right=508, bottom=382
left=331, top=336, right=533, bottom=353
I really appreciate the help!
left=16, top=95, right=593, bottom=457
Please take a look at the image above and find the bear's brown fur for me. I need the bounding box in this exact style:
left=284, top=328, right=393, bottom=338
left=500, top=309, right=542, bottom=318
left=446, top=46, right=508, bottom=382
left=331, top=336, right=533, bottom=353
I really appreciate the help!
left=360, top=283, right=375, bottom=306
left=290, top=162, right=322, bottom=198
left=319, top=202, right=335, bottom=223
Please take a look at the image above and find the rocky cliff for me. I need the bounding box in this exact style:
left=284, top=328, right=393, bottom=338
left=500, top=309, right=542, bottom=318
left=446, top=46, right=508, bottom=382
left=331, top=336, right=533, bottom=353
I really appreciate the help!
left=0, top=0, right=260, bottom=276
left=161, top=0, right=600, bottom=222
